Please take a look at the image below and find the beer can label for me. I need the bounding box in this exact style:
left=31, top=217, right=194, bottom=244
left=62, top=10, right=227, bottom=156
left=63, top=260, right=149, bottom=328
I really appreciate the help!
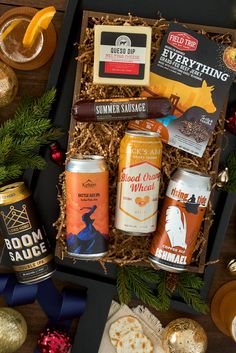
left=0, top=196, right=55, bottom=283
left=115, top=134, right=162, bottom=233
left=150, top=180, right=210, bottom=267
left=66, top=171, right=109, bottom=255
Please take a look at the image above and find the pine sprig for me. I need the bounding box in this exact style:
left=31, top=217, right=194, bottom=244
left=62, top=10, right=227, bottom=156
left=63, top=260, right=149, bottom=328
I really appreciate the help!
left=32, top=88, right=56, bottom=119
left=178, top=272, right=204, bottom=290
left=156, top=271, right=172, bottom=311
left=116, top=266, right=208, bottom=314
left=124, top=266, right=162, bottom=311
left=14, top=88, right=56, bottom=122
left=0, top=135, right=13, bottom=164
left=177, top=272, right=209, bottom=314
left=117, top=266, right=132, bottom=304
left=126, top=265, right=160, bottom=283
left=0, top=88, right=62, bottom=186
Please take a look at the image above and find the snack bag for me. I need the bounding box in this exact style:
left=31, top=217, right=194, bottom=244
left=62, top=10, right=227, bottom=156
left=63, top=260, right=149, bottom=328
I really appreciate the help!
left=129, top=23, right=235, bottom=157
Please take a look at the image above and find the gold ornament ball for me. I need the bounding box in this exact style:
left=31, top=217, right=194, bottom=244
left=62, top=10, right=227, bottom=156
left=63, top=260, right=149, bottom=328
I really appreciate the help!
left=0, top=307, right=27, bottom=353
left=162, top=318, right=207, bottom=353
left=0, top=61, right=18, bottom=107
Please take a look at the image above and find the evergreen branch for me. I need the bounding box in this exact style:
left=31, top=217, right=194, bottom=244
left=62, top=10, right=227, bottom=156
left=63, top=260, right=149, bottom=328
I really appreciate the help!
left=0, top=118, right=16, bottom=140
left=116, top=266, right=208, bottom=313
left=125, top=266, right=162, bottom=311
left=32, top=88, right=56, bottom=119
left=156, top=271, right=172, bottom=311
left=177, top=282, right=209, bottom=314
left=37, top=127, right=63, bottom=144
left=0, top=135, right=13, bottom=164
left=0, top=166, right=9, bottom=184
left=14, top=96, right=32, bottom=121
left=0, top=88, right=62, bottom=186
left=13, top=96, right=33, bottom=126
left=178, top=272, right=204, bottom=290
left=5, top=164, right=24, bottom=181
left=117, top=266, right=132, bottom=304
left=124, top=265, right=160, bottom=283
left=15, top=118, right=52, bottom=138
left=10, top=155, right=46, bottom=170
left=14, top=88, right=56, bottom=122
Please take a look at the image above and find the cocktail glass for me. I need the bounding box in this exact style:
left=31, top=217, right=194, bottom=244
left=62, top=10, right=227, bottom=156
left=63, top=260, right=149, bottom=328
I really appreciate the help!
left=0, top=17, right=44, bottom=63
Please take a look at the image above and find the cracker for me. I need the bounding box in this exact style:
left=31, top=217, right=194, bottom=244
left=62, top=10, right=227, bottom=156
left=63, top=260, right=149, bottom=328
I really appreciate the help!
left=109, top=315, right=143, bottom=347
left=117, top=331, right=153, bottom=353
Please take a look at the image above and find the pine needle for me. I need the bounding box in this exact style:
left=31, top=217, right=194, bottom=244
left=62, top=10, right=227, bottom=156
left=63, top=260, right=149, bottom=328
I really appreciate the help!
left=178, top=272, right=204, bottom=290
left=116, top=266, right=208, bottom=313
left=126, top=265, right=160, bottom=283
left=117, top=266, right=132, bottom=304
left=0, top=88, right=63, bottom=186
left=177, top=273, right=209, bottom=314
left=156, top=271, right=172, bottom=310
left=125, top=266, right=162, bottom=311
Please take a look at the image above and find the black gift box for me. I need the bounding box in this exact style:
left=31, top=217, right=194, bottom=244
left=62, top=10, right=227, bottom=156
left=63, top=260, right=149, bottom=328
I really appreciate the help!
left=0, top=1, right=236, bottom=352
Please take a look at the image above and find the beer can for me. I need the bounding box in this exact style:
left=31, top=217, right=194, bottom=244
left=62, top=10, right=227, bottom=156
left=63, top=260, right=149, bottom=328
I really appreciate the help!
left=0, top=182, right=55, bottom=284
left=149, top=168, right=211, bottom=272
left=66, top=155, right=109, bottom=259
left=115, top=130, right=162, bottom=235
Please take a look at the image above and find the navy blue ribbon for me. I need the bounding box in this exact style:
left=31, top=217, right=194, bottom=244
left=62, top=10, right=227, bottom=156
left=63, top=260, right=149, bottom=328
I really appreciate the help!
left=0, top=274, right=87, bottom=352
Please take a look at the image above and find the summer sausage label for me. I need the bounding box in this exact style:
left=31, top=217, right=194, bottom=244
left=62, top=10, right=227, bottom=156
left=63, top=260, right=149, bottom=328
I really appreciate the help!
left=95, top=98, right=148, bottom=121
left=150, top=180, right=210, bottom=268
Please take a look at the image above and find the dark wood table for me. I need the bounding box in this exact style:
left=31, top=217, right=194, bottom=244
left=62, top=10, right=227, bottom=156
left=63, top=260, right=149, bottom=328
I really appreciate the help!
left=0, top=1, right=235, bottom=352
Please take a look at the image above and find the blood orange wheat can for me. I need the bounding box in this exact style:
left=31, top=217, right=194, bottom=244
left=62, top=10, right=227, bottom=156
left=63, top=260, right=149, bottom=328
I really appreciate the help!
left=149, top=168, right=211, bottom=272
left=66, top=155, right=109, bottom=259
left=115, top=130, right=162, bottom=235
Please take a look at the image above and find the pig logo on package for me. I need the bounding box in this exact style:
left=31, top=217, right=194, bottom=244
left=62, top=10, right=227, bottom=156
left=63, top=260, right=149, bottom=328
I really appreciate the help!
left=129, top=23, right=235, bottom=157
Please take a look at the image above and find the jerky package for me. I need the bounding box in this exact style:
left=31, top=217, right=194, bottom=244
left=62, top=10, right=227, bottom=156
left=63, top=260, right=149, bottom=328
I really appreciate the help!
left=129, top=23, right=236, bottom=157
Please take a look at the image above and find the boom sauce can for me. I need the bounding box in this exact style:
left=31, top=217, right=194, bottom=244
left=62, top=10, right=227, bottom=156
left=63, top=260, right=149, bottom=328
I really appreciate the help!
left=66, top=155, right=109, bottom=259
left=115, top=130, right=162, bottom=235
left=149, top=168, right=211, bottom=272
left=0, top=182, right=55, bottom=284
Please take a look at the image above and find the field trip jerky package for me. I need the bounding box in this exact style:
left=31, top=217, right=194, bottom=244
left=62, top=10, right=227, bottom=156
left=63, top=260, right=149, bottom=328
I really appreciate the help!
left=129, top=23, right=236, bottom=157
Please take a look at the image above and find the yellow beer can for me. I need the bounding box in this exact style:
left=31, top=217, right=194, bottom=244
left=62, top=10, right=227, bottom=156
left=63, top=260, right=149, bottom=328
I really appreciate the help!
left=115, top=130, right=162, bottom=235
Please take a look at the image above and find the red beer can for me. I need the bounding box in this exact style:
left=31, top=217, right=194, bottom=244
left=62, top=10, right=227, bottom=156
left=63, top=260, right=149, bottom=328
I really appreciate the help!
left=149, top=168, right=211, bottom=272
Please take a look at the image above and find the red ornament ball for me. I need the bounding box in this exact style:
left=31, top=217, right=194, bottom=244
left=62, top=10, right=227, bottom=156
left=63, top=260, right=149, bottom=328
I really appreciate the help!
left=226, top=109, right=236, bottom=135
left=38, top=327, right=72, bottom=353
left=49, top=142, right=65, bottom=166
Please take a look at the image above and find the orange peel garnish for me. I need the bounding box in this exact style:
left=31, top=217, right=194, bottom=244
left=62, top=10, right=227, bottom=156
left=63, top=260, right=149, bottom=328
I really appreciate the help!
left=22, top=6, right=56, bottom=48
left=0, top=19, right=22, bottom=41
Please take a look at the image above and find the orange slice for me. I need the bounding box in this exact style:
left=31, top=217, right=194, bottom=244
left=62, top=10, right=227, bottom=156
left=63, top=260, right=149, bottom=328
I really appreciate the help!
left=22, top=6, right=56, bottom=48
left=0, top=19, right=22, bottom=41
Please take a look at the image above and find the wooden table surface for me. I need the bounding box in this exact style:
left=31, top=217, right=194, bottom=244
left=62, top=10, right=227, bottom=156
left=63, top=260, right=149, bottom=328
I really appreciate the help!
left=0, top=0, right=236, bottom=352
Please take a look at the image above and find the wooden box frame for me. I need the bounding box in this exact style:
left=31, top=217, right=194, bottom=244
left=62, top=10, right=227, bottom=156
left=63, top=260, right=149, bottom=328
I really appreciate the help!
left=62, top=10, right=236, bottom=273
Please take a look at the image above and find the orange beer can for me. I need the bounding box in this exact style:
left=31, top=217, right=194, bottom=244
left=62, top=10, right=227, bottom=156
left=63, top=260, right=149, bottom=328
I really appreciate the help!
left=115, top=130, right=162, bottom=235
left=66, top=155, right=109, bottom=259
left=149, top=168, right=211, bottom=272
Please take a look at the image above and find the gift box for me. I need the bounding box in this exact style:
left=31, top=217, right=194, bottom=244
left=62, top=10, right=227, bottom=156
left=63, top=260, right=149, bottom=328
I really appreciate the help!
left=24, top=0, right=235, bottom=311
left=52, top=9, right=236, bottom=274
left=1, top=1, right=236, bottom=352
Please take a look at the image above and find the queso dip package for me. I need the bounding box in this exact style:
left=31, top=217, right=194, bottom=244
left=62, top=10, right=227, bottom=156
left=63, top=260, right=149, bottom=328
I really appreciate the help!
left=129, top=23, right=236, bottom=157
